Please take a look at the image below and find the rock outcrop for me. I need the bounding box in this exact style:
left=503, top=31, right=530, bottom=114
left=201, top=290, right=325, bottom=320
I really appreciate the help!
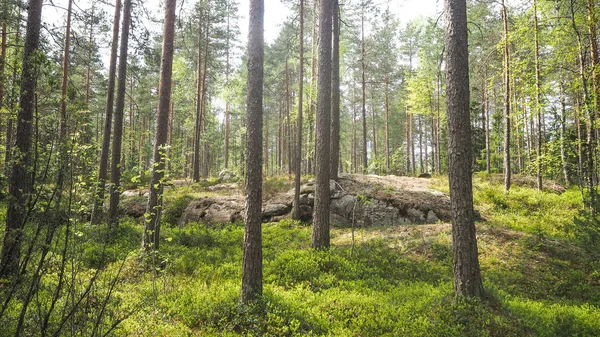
left=174, top=174, right=452, bottom=227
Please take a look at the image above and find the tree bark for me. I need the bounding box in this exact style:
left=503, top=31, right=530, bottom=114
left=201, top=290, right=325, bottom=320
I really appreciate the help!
left=193, top=11, right=203, bottom=182
left=200, top=13, right=210, bottom=179
left=330, top=0, right=340, bottom=181
left=91, top=0, right=121, bottom=225
left=0, top=23, right=6, bottom=156
left=143, top=0, right=176, bottom=252
left=241, top=0, right=264, bottom=303
left=501, top=0, right=511, bottom=193
left=312, top=0, right=332, bottom=249
left=55, top=0, right=73, bottom=204
left=293, top=0, right=304, bottom=220
left=108, top=0, right=133, bottom=225
left=307, top=0, right=318, bottom=175
left=0, top=0, right=43, bottom=278
left=571, top=0, right=596, bottom=211
left=224, top=3, right=231, bottom=169
left=560, top=83, right=570, bottom=185
left=533, top=0, right=543, bottom=190
left=361, top=7, right=368, bottom=173
left=384, top=76, right=390, bottom=171
left=444, top=0, right=484, bottom=298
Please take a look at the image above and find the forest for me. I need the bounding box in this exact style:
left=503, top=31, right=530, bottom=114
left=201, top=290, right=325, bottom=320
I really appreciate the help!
left=1, top=0, right=600, bottom=335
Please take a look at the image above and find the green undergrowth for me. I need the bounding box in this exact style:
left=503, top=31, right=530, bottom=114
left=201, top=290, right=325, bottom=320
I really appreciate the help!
left=432, top=173, right=583, bottom=238
left=75, top=216, right=598, bottom=336
left=3, top=176, right=600, bottom=336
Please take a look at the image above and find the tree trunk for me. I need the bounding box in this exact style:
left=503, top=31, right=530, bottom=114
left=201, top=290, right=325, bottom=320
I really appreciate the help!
left=406, top=109, right=410, bottom=174
left=418, top=114, right=423, bottom=173
left=167, top=101, right=174, bottom=172
left=108, top=0, right=133, bottom=225
left=444, top=0, right=484, bottom=298
left=330, top=0, right=340, bottom=181
left=384, top=76, right=390, bottom=171
left=533, top=0, right=543, bottom=190
left=293, top=0, right=304, bottom=220
left=575, top=98, right=583, bottom=185
left=560, top=84, right=570, bottom=185
left=0, top=24, right=6, bottom=162
left=410, top=112, right=416, bottom=175
left=84, top=6, right=94, bottom=143
left=285, top=56, right=291, bottom=175
left=143, top=0, right=176, bottom=252
left=312, top=0, right=332, bottom=249
left=241, top=0, right=264, bottom=303
left=193, top=11, right=203, bottom=182
left=200, top=13, right=210, bottom=179
left=129, top=75, right=135, bottom=169
left=483, top=70, right=490, bottom=174
left=571, top=0, right=596, bottom=211
left=361, top=8, right=368, bottom=173
left=91, top=0, right=121, bottom=224
left=0, top=0, right=43, bottom=278
left=352, top=82, right=357, bottom=173
left=371, top=91, right=377, bottom=158
left=501, top=0, right=511, bottom=193
left=307, top=0, right=318, bottom=175
left=224, top=5, right=231, bottom=169
left=56, top=0, right=73, bottom=204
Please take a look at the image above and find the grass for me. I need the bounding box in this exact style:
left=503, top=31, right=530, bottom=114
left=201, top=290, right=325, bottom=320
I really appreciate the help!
left=2, top=173, right=600, bottom=336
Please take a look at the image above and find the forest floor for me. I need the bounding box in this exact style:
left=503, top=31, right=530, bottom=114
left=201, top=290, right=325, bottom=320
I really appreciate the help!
left=3, top=173, right=600, bottom=336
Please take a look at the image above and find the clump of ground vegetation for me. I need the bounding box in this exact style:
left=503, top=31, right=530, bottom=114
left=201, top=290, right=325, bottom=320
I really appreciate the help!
left=2, top=176, right=600, bottom=336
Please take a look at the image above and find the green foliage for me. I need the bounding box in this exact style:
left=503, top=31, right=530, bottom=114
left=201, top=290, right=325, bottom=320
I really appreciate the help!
left=472, top=176, right=581, bottom=237
left=161, top=194, right=193, bottom=226
left=263, top=176, right=293, bottom=199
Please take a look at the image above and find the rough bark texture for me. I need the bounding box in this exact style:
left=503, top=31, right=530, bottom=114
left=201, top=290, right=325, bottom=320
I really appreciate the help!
left=143, top=0, right=176, bottom=251
left=330, top=0, right=340, bottom=181
left=0, top=23, right=5, bottom=133
left=444, top=0, right=484, bottom=298
left=293, top=0, right=304, bottom=220
left=193, top=12, right=203, bottom=182
left=91, top=0, right=121, bottom=224
left=241, top=0, right=264, bottom=303
left=384, top=77, right=390, bottom=171
left=224, top=6, right=231, bottom=169
left=312, top=0, right=332, bottom=249
left=533, top=0, right=543, bottom=191
left=200, top=14, right=210, bottom=179
left=108, top=0, right=133, bottom=225
left=0, top=0, right=43, bottom=278
left=360, top=10, right=368, bottom=173
left=56, top=0, right=73, bottom=202
left=501, top=0, right=511, bottom=193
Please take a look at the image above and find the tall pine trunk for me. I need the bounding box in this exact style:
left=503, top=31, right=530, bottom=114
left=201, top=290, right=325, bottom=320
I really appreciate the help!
left=108, top=0, right=133, bottom=226
left=444, top=0, right=484, bottom=298
left=330, top=0, right=340, bottom=181
left=312, top=0, right=332, bottom=249
left=501, top=0, right=511, bottom=193
left=55, top=0, right=73, bottom=205
left=293, top=0, right=304, bottom=220
left=143, top=0, right=176, bottom=252
left=533, top=0, right=543, bottom=190
left=241, top=0, right=264, bottom=303
left=224, top=4, right=231, bottom=169
left=0, top=0, right=43, bottom=278
left=360, top=8, right=368, bottom=173
left=91, top=0, right=121, bottom=224
left=193, top=11, right=203, bottom=182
